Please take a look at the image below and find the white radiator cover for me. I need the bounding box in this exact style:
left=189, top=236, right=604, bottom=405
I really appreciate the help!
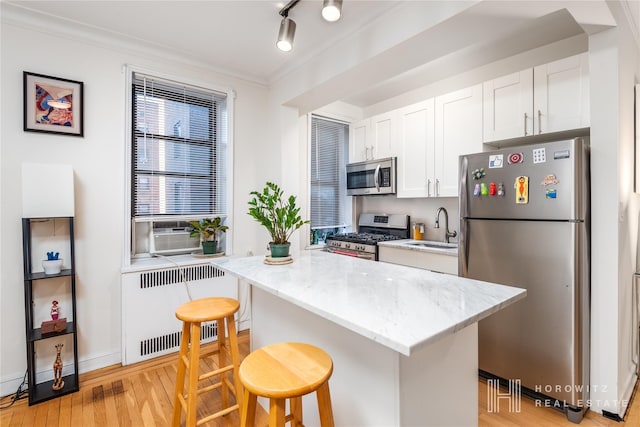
left=121, top=262, right=238, bottom=365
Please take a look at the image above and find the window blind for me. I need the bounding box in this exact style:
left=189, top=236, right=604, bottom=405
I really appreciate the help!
left=132, top=73, right=227, bottom=218
left=310, top=116, right=349, bottom=229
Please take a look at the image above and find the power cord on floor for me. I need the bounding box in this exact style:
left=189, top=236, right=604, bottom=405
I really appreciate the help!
left=0, top=370, right=28, bottom=409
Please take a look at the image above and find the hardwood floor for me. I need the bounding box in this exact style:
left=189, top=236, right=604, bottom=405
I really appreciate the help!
left=1, top=329, right=638, bottom=426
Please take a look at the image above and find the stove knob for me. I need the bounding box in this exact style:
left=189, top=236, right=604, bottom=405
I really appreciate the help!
left=345, top=243, right=351, bottom=249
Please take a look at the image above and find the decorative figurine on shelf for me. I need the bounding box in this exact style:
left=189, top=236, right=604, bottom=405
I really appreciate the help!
left=50, top=300, right=60, bottom=320
left=52, top=343, right=64, bottom=391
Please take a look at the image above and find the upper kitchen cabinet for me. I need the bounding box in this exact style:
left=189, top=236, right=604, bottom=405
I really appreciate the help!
left=482, top=70, right=533, bottom=141
left=349, top=112, right=398, bottom=162
left=397, top=84, right=482, bottom=198
left=397, top=98, right=436, bottom=198
left=483, top=52, right=589, bottom=142
left=533, top=53, right=590, bottom=135
left=434, top=85, right=483, bottom=197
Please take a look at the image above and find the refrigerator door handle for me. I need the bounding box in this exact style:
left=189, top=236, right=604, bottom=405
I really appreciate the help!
left=458, top=156, right=470, bottom=276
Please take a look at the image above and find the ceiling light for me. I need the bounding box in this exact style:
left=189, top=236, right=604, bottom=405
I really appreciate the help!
left=322, top=0, right=342, bottom=22
left=276, top=17, right=296, bottom=52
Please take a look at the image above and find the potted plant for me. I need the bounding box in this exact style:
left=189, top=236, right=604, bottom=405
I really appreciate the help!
left=248, top=181, right=309, bottom=258
left=189, top=217, right=228, bottom=255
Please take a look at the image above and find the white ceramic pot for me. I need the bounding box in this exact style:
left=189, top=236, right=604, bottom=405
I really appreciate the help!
left=42, top=259, right=63, bottom=275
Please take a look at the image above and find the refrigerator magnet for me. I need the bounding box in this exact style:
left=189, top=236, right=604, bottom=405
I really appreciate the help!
left=497, top=183, right=505, bottom=197
left=545, top=189, right=557, bottom=199
left=489, top=154, right=503, bottom=168
left=532, top=148, right=546, bottom=164
left=472, top=168, right=485, bottom=180
left=489, top=182, right=497, bottom=196
left=515, top=176, right=529, bottom=204
left=507, top=152, right=524, bottom=164
left=541, top=174, right=559, bottom=186
left=481, top=182, right=489, bottom=196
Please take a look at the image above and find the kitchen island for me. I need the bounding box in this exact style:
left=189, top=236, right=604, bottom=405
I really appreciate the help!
left=212, top=250, right=525, bottom=426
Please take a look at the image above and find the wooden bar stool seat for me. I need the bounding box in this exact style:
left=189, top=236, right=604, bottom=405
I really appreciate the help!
left=239, top=342, right=335, bottom=427
left=172, top=297, right=243, bottom=427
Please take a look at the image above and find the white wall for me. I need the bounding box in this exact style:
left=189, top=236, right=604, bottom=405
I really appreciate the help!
left=0, top=13, right=274, bottom=394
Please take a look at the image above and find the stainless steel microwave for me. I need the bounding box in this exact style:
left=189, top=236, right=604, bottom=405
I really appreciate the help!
left=346, top=157, right=397, bottom=196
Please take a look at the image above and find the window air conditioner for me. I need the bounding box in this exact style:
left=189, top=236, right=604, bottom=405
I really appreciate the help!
left=149, top=227, right=200, bottom=255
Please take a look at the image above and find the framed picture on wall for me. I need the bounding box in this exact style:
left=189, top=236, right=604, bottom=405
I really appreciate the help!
left=23, top=71, right=84, bottom=137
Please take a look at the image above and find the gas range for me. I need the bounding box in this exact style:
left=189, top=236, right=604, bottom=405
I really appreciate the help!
left=325, top=213, right=410, bottom=261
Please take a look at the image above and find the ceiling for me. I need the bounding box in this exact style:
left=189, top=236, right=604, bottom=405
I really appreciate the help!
left=4, top=0, right=400, bottom=85
left=3, top=1, right=631, bottom=111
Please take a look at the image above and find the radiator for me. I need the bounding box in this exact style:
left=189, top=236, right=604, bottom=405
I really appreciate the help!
left=121, top=262, right=238, bottom=365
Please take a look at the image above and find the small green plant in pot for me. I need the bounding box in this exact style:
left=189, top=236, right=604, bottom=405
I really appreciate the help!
left=248, top=182, right=309, bottom=258
left=189, top=217, right=228, bottom=255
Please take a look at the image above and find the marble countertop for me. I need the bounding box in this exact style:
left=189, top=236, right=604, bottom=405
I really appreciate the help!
left=211, top=250, right=525, bottom=356
left=378, top=239, right=458, bottom=256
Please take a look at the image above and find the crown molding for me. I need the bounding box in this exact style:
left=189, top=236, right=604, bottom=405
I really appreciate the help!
left=1, top=2, right=269, bottom=88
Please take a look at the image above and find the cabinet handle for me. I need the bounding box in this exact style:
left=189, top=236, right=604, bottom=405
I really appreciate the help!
left=436, top=179, right=440, bottom=196
left=427, top=179, right=432, bottom=197
left=537, top=109, right=542, bottom=134
left=524, top=112, right=528, bottom=136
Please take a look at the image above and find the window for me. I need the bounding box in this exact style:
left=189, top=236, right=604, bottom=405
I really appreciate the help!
left=309, top=115, right=351, bottom=243
left=130, top=71, right=230, bottom=255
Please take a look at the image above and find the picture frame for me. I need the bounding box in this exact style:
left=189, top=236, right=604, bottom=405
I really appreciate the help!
left=23, top=71, right=84, bottom=137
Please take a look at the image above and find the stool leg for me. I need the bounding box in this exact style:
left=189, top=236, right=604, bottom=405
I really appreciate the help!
left=316, top=382, right=335, bottom=427
left=226, top=313, right=243, bottom=408
left=290, top=397, right=303, bottom=427
left=186, top=321, right=201, bottom=427
left=172, top=321, right=191, bottom=427
left=269, top=398, right=286, bottom=427
left=240, top=389, right=257, bottom=427
left=217, top=317, right=230, bottom=410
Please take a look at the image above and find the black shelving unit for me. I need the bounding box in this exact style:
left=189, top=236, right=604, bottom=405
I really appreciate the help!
left=22, top=217, right=79, bottom=405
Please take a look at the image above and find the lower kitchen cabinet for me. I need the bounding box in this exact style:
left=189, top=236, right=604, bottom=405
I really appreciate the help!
left=378, top=244, right=458, bottom=275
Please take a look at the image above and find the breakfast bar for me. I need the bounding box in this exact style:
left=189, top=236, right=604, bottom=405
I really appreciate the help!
left=212, top=250, right=526, bottom=426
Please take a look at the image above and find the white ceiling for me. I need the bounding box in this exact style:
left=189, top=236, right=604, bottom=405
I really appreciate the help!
left=4, top=0, right=400, bottom=85
left=4, top=1, right=633, bottom=110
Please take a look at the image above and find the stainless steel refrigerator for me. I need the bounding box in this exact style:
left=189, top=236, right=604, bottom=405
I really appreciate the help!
left=459, top=137, right=590, bottom=421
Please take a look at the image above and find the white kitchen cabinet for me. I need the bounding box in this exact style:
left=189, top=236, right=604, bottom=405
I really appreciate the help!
left=483, top=52, right=589, bottom=142
left=378, top=245, right=458, bottom=275
left=349, top=112, right=398, bottom=162
left=483, top=70, right=534, bottom=141
left=397, top=84, right=482, bottom=198
left=533, top=53, right=590, bottom=135
left=350, top=118, right=370, bottom=162
left=434, top=85, right=483, bottom=197
left=397, top=98, right=435, bottom=197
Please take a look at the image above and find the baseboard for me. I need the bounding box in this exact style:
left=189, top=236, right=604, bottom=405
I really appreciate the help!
left=0, top=351, right=121, bottom=398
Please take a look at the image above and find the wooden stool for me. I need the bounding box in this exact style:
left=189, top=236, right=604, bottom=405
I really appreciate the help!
left=239, top=342, right=335, bottom=427
left=172, top=297, right=243, bottom=427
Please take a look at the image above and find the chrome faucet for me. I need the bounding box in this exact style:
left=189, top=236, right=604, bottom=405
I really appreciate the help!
left=435, top=207, right=457, bottom=243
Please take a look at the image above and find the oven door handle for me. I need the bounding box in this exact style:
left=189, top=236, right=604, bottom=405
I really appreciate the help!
left=374, top=164, right=381, bottom=192
left=332, top=249, right=359, bottom=257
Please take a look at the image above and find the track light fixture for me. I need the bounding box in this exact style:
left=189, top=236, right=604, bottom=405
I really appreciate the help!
left=277, top=17, right=296, bottom=52
left=276, top=0, right=343, bottom=52
left=277, top=0, right=300, bottom=52
left=322, top=0, right=342, bottom=22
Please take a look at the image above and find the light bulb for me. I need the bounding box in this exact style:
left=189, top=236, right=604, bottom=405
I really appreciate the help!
left=322, top=0, right=342, bottom=22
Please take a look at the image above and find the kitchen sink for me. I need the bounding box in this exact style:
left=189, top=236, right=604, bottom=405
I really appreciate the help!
left=406, top=241, right=458, bottom=249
